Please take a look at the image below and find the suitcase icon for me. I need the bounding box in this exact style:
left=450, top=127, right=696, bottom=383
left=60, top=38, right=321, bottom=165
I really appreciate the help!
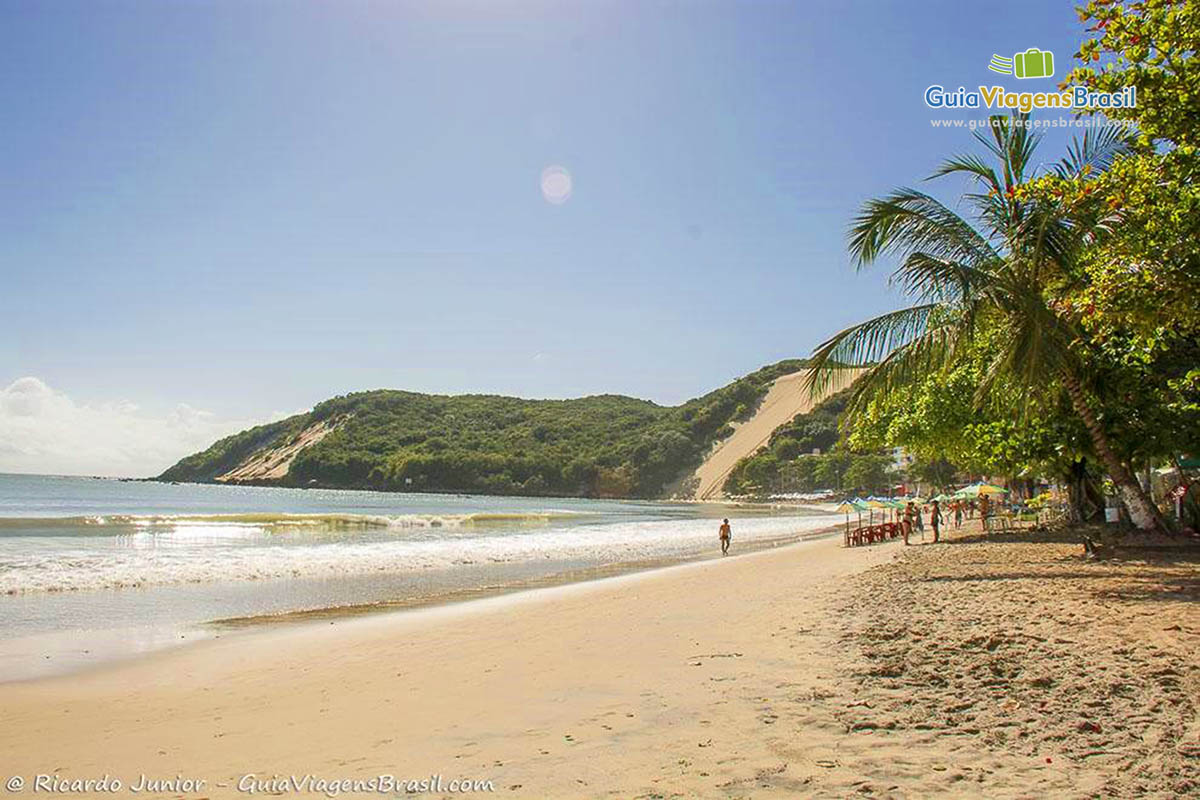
left=1013, top=48, right=1054, bottom=79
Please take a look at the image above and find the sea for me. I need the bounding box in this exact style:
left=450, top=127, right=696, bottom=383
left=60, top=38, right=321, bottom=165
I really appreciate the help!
left=0, top=472, right=840, bottom=681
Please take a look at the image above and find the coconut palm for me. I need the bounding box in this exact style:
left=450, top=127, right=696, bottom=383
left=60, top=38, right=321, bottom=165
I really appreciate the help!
left=807, top=113, right=1164, bottom=531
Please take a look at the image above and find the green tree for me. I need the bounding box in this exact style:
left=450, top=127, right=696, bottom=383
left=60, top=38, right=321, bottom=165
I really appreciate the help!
left=1070, top=0, right=1199, bottom=149
left=907, top=458, right=958, bottom=493
left=808, top=113, right=1166, bottom=530
left=1056, top=0, right=1200, bottom=472
left=848, top=328, right=1090, bottom=481
left=813, top=452, right=853, bottom=493
left=842, top=455, right=893, bottom=495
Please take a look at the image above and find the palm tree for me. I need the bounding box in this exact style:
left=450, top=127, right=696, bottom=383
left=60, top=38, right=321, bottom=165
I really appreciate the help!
left=807, top=113, right=1164, bottom=531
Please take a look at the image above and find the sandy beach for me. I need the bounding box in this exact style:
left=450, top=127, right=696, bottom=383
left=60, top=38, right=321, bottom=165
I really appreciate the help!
left=3, top=526, right=1198, bottom=798
left=5, top=3, right=1196, bottom=798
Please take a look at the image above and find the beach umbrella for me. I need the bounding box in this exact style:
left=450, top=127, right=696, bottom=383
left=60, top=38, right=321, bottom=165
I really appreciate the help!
left=954, top=482, right=1008, bottom=499
left=861, top=497, right=884, bottom=524
left=866, top=497, right=893, bottom=523
left=848, top=497, right=868, bottom=525
left=834, top=499, right=867, bottom=535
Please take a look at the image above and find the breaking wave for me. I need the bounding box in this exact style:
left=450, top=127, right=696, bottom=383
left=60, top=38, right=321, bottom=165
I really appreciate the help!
left=0, top=513, right=840, bottom=594
left=0, top=510, right=591, bottom=533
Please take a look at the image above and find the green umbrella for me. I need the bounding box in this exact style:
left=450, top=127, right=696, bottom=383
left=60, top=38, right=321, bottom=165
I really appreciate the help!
left=834, top=499, right=868, bottom=538
left=864, top=497, right=889, bottom=524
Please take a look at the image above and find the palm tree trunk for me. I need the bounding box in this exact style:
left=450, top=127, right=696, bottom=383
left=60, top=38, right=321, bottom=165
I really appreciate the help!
left=1062, top=371, right=1164, bottom=532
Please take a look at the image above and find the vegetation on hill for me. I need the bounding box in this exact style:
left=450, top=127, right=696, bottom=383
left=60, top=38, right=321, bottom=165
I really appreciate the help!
left=159, top=359, right=823, bottom=498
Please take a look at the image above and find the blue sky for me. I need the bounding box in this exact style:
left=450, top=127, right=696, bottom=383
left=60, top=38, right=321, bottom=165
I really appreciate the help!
left=1, top=1, right=1093, bottom=474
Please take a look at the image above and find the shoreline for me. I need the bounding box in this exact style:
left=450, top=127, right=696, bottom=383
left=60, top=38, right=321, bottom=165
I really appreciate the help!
left=0, top=522, right=843, bottom=684
left=206, top=524, right=841, bottom=630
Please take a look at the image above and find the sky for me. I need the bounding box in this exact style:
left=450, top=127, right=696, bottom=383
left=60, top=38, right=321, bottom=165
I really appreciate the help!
left=1, top=0, right=1094, bottom=476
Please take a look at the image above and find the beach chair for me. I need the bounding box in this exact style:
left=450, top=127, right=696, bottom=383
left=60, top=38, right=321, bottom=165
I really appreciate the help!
left=984, top=515, right=1013, bottom=534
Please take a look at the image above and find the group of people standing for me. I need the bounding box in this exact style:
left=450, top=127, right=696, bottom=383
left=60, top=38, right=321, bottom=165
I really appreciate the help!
left=717, top=494, right=992, bottom=554
left=902, top=497, right=983, bottom=544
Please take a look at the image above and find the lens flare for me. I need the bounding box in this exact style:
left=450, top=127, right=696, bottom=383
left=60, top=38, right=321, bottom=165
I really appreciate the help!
left=540, top=165, right=572, bottom=205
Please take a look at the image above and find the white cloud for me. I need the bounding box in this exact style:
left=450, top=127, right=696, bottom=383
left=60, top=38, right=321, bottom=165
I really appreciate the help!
left=0, top=377, right=279, bottom=478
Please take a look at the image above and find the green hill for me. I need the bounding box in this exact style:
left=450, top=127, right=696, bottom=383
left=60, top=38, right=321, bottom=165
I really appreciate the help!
left=157, top=359, right=820, bottom=498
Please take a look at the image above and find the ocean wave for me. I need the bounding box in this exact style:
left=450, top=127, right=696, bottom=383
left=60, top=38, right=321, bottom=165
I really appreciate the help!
left=0, top=514, right=841, bottom=594
left=0, top=510, right=590, bottom=533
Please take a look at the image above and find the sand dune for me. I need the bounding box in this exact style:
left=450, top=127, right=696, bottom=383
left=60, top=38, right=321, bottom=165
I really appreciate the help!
left=691, top=368, right=861, bottom=500
left=217, top=416, right=344, bottom=482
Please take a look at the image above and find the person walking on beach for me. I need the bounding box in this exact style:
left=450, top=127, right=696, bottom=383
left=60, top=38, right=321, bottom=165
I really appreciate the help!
left=953, top=501, right=964, bottom=529
left=719, top=518, right=732, bottom=555
left=903, top=501, right=916, bottom=545
left=930, top=499, right=944, bottom=543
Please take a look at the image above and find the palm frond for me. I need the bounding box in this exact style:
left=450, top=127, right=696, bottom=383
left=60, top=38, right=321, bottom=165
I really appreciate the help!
left=848, top=189, right=1000, bottom=268
left=805, top=303, right=945, bottom=396
left=979, top=112, right=1040, bottom=187
left=840, top=322, right=961, bottom=414
left=1055, top=124, right=1133, bottom=179
left=927, top=153, right=1002, bottom=196
left=986, top=282, right=1076, bottom=393
left=890, top=251, right=1002, bottom=304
